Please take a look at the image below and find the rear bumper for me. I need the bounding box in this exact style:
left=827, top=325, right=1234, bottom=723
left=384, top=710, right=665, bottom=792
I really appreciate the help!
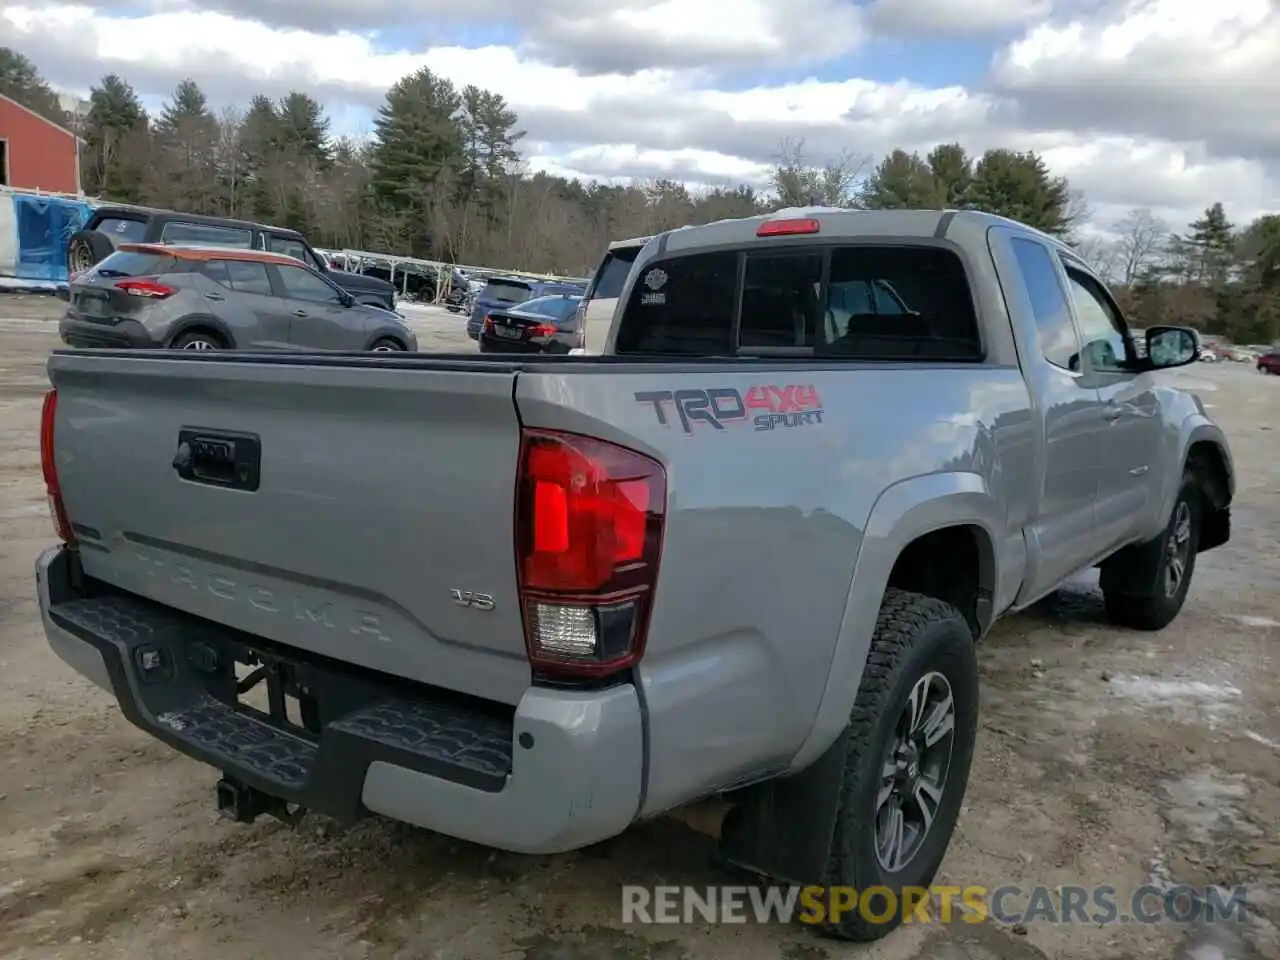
left=59, top=316, right=158, bottom=348
left=35, top=545, right=644, bottom=854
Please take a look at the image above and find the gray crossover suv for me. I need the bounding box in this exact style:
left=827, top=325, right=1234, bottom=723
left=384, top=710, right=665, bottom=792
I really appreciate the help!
left=59, top=243, right=418, bottom=352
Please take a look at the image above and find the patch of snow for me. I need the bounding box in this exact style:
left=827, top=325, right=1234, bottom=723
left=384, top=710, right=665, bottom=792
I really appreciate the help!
left=1230, top=614, right=1279, bottom=628
left=1109, top=676, right=1242, bottom=705
left=1164, top=770, right=1256, bottom=843
left=1245, top=730, right=1280, bottom=750
left=0, top=277, right=62, bottom=293
left=0, top=503, right=50, bottom=520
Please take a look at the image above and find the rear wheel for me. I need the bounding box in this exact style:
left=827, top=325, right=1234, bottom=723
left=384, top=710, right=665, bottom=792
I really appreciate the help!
left=820, top=589, right=979, bottom=942
left=369, top=338, right=404, bottom=352
left=171, top=331, right=222, bottom=351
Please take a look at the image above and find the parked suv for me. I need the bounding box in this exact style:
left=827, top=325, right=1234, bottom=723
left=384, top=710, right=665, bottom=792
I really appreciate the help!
left=59, top=243, right=417, bottom=352
left=67, top=205, right=398, bottom=311
left=466, top=275, right=585, bottom=339
left=577, top=234, right=651, bottom=352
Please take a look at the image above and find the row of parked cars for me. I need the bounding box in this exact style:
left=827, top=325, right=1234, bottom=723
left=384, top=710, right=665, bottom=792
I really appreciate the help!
left=467, top=235, right=649, bottom=354
left=56, top=201, right=631, bottom=357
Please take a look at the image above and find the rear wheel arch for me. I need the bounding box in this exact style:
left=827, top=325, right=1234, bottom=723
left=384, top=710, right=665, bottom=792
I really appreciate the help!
left=1185, top=439, right=1231, bottom=512
left=167, top=316, right=234, bottom=349
left=789, top=475, right=1004, bottom=773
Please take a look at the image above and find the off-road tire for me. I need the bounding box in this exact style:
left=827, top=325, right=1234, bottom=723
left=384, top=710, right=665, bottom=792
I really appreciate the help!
left=820, top=589, right=979, bottom=942
left=1102, top=471, right=1200, bottom=631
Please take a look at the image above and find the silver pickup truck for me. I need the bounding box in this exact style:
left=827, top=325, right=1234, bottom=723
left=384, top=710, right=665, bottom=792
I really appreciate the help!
left=35, top=209, right=1233, bottom=942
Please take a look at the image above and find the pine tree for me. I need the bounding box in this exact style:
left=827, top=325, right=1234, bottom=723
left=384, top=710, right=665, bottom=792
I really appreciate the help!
left=966, top=149, right=1071, bottom=235
left=860, top=149, right=945, bottom=209
left=83, top=74, right=148, bottom=200
left=0, top=47, right=66, bottom=124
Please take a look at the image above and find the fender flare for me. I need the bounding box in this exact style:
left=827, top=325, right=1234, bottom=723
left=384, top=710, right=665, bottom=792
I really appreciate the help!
left=787, top=471, right=1004, bottom=771
left=1144, top=415, right=1233, bottom=541
left=363, top=329, right=408, bottom=351
left=166, top=315, right=237, bottom=349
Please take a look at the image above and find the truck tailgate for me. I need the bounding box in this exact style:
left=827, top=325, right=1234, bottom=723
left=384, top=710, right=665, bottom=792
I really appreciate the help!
left=47, top=353, right=531, bottom=705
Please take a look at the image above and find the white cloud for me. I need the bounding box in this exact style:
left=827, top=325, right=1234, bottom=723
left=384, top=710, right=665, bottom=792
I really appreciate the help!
left=3, top=0, right=1279, bottom=233
left=991, top=0, right=1280, bottom=162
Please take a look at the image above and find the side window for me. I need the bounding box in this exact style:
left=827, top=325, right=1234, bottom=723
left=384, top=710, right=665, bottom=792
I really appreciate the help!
left=740, top=250, right=823, bottom=348
left=269, top=235, right=316, bottom=267
left=160, top=221, right=254, bottom=248
left=1011, top=237, right=1079, bottom=371
left=1062, top=265, right=1130, bottom=374
left=277, top=264, right=342, bottom=304
left=223, top=260, right=273, bottom=296
left=95, top=217, right=147, bottom=241
left=614, top=251, right=738, bottom=354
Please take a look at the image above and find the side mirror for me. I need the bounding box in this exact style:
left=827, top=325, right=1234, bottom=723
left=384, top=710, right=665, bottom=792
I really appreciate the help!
left=1145, top=326, right=1199, bottom=369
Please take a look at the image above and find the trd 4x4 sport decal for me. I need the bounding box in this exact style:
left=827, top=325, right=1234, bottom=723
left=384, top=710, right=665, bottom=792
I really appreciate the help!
left=634, top=385, right=823, bottom=434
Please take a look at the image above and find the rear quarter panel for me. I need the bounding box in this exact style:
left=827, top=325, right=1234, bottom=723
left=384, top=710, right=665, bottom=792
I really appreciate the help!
left=516, top=362, right=1033, bottom=814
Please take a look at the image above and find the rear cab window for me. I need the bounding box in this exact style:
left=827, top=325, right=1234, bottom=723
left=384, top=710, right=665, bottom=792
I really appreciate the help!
left=160, top=221, right=254, bottom=248
left=614, top=242, right=983, bottom=360
left=89, top=249, right=177, bottom=278
left=483, top=279, right=533, bottom=304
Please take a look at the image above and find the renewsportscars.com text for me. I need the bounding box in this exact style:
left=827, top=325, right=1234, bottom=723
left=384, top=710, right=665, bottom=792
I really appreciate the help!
left=621, top=884, right=1249, bottom=926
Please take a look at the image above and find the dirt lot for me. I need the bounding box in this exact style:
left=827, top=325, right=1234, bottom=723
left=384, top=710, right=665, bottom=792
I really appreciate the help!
left=1, top=293, right=1277, bottom=960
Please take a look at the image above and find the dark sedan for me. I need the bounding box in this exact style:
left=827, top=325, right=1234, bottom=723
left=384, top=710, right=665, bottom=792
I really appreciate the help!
left=478, top=294, right=583, bottom=354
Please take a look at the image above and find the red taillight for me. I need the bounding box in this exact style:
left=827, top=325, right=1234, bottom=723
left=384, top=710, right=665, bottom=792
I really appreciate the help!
left=115, top=277, right=176, bottom=298
left=756, top=218, right=820, bottom=237
left=530, top=323, right=558, bottom=338
left=40, top=389, right=74, bottom=543
left=483, top=315, right=494, bottom=330
left=516, top=429, right=666, bottom=679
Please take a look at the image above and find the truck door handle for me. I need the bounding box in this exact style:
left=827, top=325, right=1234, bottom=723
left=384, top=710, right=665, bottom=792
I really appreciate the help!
left=293, top=309, right=307, bottom=317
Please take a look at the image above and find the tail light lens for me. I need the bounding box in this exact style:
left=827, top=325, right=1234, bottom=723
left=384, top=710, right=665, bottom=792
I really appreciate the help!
left=115, top=277, right=176, bottom=298
left=530, top=323, right=558, bottom=338
left=483, top=315, right=494, bottom=331
left=40, top=389, right=75, bottom=543
left=515, top=429, right=666, bottom=680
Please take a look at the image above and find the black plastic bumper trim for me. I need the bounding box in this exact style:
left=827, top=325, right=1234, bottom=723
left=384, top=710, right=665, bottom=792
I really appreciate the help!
left=47, top=570, right=515, bottom=820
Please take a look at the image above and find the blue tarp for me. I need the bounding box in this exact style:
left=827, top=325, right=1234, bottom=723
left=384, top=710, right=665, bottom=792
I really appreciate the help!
left=12, top=193, right=93, bottom=283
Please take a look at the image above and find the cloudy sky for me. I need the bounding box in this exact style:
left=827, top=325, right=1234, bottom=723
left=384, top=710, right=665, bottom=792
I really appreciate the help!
left=2, top=0, right=1277, bottom=234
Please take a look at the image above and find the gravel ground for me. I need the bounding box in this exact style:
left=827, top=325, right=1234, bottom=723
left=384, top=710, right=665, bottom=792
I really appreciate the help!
left=0, top=292, right=1277, bottom=960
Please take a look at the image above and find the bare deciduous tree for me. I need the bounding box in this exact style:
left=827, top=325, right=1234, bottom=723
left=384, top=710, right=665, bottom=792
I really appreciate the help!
left=769, top=137, right=868, bottom=209
left=1114, top=207, right=1169, bottom=284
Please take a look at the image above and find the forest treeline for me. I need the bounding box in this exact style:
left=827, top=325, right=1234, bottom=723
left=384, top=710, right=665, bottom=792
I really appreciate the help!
left=3, top=48, right=1276, bottom=343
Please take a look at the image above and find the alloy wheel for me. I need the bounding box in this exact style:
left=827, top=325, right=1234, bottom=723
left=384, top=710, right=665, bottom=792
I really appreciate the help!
left=874, top=671, right=956, bottom=874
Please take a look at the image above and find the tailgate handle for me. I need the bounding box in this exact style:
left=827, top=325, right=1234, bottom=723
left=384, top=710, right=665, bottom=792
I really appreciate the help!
left=173, top=429, right=262, bottom=491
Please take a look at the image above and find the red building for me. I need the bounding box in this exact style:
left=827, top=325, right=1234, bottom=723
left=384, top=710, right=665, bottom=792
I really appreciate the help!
left=0, top=93, right=81, bottom=195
